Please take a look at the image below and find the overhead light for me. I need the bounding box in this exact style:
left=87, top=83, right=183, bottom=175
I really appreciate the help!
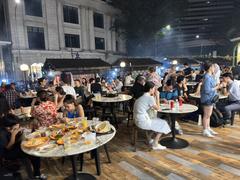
left=20, top=64, right=29, bottom=71
left=120, top=61, right=126, bottom=68
left=15, top=0, right=21, bottom=4
left=196, top=35, right=200, bottom=39
left=203, top=18, right=208, bottom=21
left=206, top=1, right=210, bottom=4
left=172, top=60, right=178, bottom=65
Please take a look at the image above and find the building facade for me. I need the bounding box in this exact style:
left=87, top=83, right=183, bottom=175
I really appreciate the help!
left=6, top=0, right=126, bottom=80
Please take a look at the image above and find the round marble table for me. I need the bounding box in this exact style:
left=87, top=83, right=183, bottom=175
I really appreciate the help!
left=92, top=94, right=132, bottom=103
left=189, top=93, right=228, bottom=100
left=158, top=104, right=198, bottom=149
left=92, top=94, right=132, bottom=128
left=186, top=82, right=198, bottom=86
left=21, top=121, right=116, bottom=180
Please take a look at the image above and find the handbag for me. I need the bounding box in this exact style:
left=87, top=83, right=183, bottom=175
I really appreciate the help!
left=211, top=94, right=219, bottom=103
left=147, top=108, right=157, bottom=119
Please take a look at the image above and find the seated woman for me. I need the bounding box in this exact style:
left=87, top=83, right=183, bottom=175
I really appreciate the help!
left=133, top=81, right=171, bottom=150
left=31, top=90, right=57, bottom=127
left=63, top=95, right=85, bottom=119
left=54, top=86, right=66, bottom=110
left=0, top=114, right=45, bottom=179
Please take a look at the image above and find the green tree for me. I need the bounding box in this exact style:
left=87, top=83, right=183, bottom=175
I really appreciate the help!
left=109, top=0, right=188, bottom=56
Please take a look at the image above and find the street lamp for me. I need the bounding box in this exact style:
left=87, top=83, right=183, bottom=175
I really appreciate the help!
left=166, top=25, right=171, bottom=30
left=20, top=64, right=29, bottom=90
left=120, top=61, right=126, bottom=68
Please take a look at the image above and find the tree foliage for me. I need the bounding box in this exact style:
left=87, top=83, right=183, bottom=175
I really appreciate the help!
left=109, top=0, right=188, bottom=56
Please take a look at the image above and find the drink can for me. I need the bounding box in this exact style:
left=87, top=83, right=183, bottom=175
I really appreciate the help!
left=170, top=100, right=174, bottom=109
left=179, top=99, right=183, bottom=106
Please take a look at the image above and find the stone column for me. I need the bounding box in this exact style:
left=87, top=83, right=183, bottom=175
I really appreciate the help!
left=88, top=9, right=95, bottom=50
left=80, top=6, right=88, bottom=50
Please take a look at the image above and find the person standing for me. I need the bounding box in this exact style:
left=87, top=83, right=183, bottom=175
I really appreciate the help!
left=4, top=83, right=20, bottom=109
left=200, top=63, right=221, bottom=137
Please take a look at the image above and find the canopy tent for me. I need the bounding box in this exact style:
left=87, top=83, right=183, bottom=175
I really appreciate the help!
left=44, top=58, right=111, bottom=74
left=112, top=57, right=162, bottom=70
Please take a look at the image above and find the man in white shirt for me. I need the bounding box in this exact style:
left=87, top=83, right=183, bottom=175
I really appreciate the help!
left=124, top=73, right=134, bottom=86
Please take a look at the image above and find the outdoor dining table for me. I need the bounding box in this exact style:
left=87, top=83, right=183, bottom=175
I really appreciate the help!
left=21, top=120, right=116, bottom=180
left=159, top=103, right=198, bottom=149
left=189, top=93, right=228, bottom=100
left=92, top=94, right=132, bottom=128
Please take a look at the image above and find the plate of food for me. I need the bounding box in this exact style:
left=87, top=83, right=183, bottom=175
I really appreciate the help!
left=25, top=131, right=41, bottom=139
left=94, top=121, right=112, bottom=134
left=51, top=123, right=65, bottom=129
left=23, top=137, right=49, bottom=148
left=37, top=144, right=58, bottom=153
left=49, top=130, right=64, bottom=140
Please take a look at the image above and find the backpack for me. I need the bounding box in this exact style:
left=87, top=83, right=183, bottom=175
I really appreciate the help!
left=210, top=107, right=224, bottom=127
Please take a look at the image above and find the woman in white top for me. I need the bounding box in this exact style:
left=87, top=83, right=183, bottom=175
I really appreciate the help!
left=133, top=81, right=171, bottom=150
left=62, top=78, right=77, bottom=99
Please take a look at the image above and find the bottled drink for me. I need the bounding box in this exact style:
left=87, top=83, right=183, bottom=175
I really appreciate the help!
left=175, top=99, right=179, bottom=110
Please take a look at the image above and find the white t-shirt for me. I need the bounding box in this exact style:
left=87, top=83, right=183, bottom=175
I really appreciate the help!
left=125, top=75, right=134, bottom=86
left=62, top=85, right=77, bottom=99
left=134, top=93, right=155, bottom=116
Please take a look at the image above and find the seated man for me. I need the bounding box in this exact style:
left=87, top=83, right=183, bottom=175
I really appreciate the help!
left=0, top=114, right=45, bottom=179
left=221, top=73, right=240, bottom=121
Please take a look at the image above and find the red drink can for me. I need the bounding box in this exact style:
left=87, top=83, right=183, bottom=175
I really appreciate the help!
left=179, top=99, right=183, bottom=106
left=170, top=100, right=174, bottom=109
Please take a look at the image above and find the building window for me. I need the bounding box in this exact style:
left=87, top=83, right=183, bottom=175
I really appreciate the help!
left=94, top=13, right=104, bottom=28
left=63, top=5, right=79, bottom=24
left=65, top=34, right=80, bottom=48
left=95, top=37, right=105, bottom=50
left=27, top=26, right=45, bottom=50
left=24, top=0, right=42, bottom=17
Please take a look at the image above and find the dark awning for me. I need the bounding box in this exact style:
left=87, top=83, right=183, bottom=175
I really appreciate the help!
left=166, top=58, right=200, bottom=65
left=44, top=58, right=111, bottom=73
left=112, top=58, right=162, bottom=68
left=194, top=57, right=232, bottom=66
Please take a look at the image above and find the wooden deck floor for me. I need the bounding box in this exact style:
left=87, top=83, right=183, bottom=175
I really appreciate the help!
left=21, top=116, right=240, bottom=180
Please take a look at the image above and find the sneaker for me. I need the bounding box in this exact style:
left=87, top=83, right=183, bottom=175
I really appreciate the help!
left=148, top=139, right=154, bottom=145
left=33, top=174, right=47, bottom=180
left=175, top=129, right=183, bottom=135
left=152, top=144, right=167, bottom=150
left=208, top=128, right=218, bottom=135
left=203, top=129, right=215, bottom=138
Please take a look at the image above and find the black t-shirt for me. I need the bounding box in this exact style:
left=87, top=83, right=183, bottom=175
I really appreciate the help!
left=0, top=128, right=10, bottom=156
left=131, top=83, right=144, bottom=99
left=176, top=84, right=184, bottom=97
left=91, top=83, right=102, bottom=94
left=184, top=67, right=193, bottom=76
left=74, top=86, right=85, bottom=97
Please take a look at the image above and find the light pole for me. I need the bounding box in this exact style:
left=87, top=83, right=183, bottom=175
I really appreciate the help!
left=20, top=64, right=29, bottom=90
